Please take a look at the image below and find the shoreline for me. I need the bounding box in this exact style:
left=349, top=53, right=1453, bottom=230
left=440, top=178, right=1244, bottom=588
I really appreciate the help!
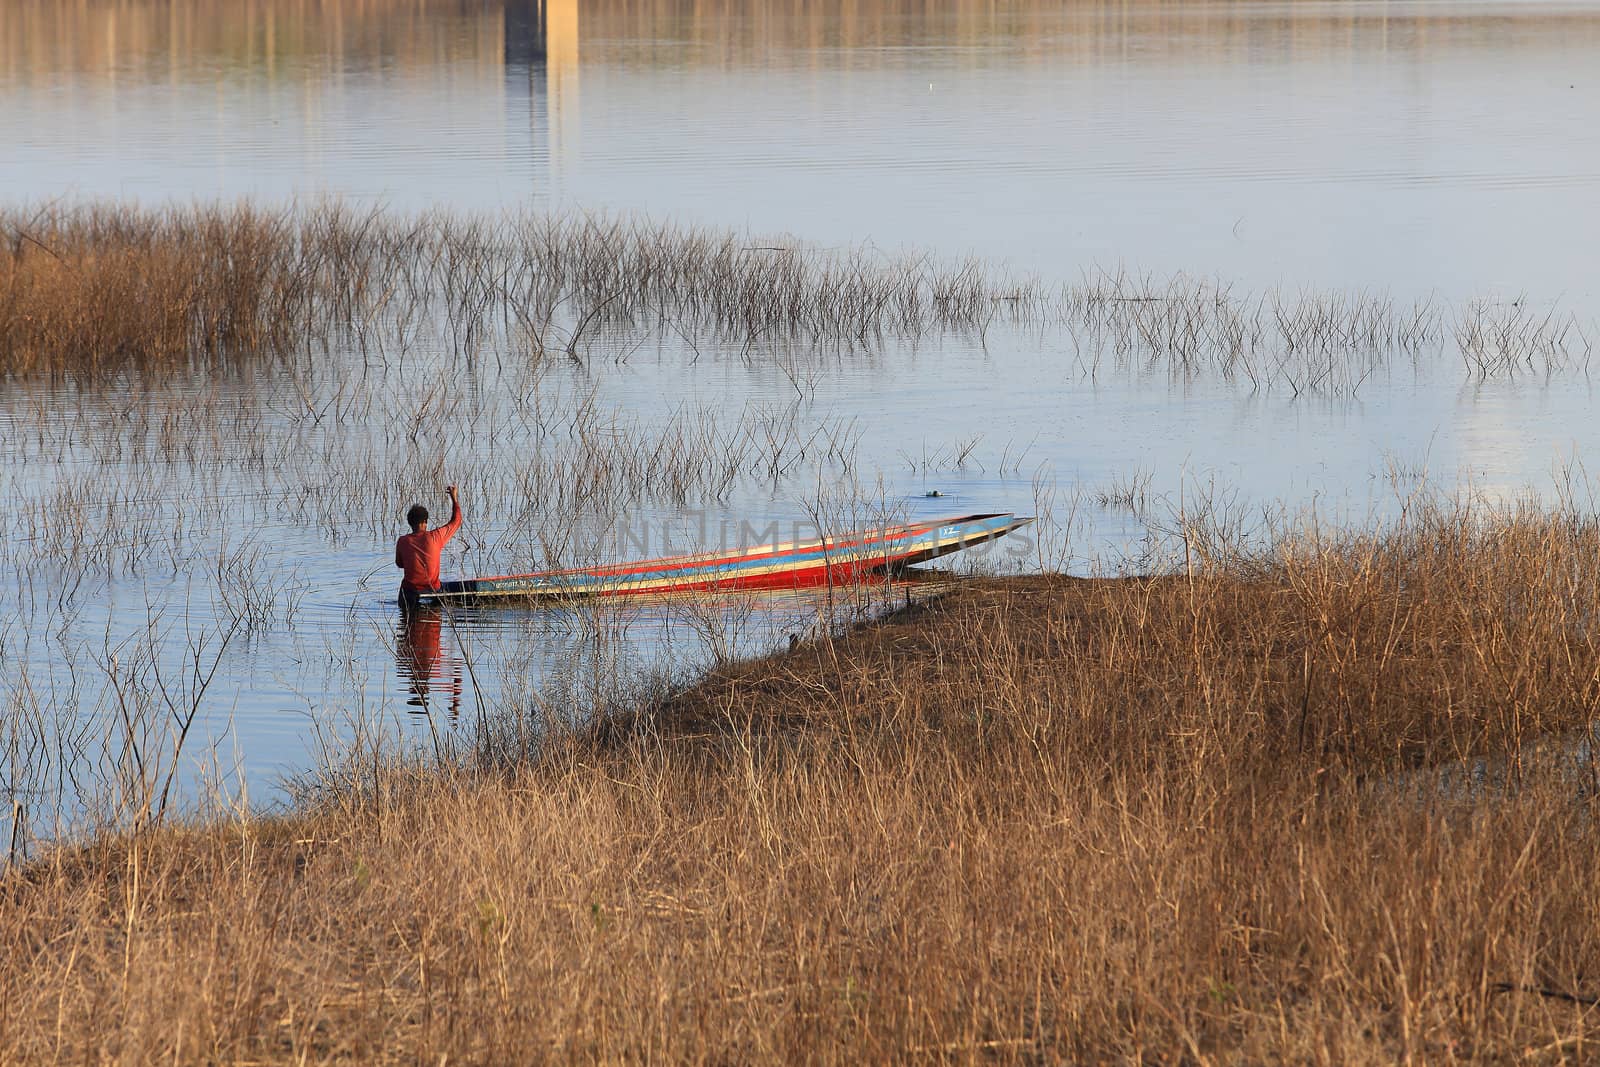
left=8, top=559, right=1599, bottom=1060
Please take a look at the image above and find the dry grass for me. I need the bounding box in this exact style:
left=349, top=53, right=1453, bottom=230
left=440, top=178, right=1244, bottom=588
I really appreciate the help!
left=0, top=201, right=1032, bottom=381
left=5, top=498, right=1600, bottom=1062
left=0, top=203, right=334, bottom=379
left=4, top=202, right=1592, bottom=392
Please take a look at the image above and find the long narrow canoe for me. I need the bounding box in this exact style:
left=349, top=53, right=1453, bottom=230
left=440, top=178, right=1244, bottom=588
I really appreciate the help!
left=418, top=512, right=1032, bottom=602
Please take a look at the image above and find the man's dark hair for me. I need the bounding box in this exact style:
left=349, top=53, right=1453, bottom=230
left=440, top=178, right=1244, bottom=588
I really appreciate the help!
left=406, top=504, right=429, bottom=529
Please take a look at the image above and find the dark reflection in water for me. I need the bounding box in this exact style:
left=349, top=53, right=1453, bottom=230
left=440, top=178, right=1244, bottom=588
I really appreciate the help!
left=396, top=605, right=463, bottom=719
left=8, top=0, right=1597, bottom=77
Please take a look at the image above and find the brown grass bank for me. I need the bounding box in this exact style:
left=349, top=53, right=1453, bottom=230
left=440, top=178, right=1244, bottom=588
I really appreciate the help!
left=6, top=506, right=1600, bottom=1062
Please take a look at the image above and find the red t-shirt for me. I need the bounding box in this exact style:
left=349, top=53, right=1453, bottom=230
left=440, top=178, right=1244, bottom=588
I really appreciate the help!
left=395, top=501, right=462, bottom=593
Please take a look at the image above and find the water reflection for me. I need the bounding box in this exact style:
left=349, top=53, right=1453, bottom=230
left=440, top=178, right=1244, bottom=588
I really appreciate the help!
left=0, top=0, right=583, bottom=201
left=5, top=0, right=1597, bottom=293
left=10, top=0, right=1596, bottom=76
left=504, top=0, right=580, bottom=176
left=396, top=604, right=463, bottom=718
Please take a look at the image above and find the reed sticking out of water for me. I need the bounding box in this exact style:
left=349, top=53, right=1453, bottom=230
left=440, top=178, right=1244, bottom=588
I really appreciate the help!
left=0, top=201, right=1033, bottom=379
left=6, top=491, right=1600, bottom=1060
left=3, top=201, right=1593, bottom=390
left=0, top=203, right=335, bottom=379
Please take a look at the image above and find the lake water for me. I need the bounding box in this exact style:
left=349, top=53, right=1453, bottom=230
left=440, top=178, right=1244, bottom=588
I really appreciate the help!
left=4, top=0, right=1600, bottom=830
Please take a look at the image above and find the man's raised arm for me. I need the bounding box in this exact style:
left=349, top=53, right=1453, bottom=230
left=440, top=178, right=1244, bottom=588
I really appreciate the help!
left=441, top=484, right=462, bottom=538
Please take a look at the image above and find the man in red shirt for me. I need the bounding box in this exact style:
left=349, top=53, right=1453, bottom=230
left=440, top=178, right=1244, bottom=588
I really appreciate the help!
left=396, top=484, right=463, bottom=606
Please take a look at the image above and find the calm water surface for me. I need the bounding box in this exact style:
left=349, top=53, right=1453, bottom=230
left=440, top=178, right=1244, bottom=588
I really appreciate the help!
left=3, top=0, right=1600, bottom=821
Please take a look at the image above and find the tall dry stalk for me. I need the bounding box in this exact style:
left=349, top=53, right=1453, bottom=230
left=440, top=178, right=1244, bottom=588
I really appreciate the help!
left=5, top=201, right=1591, bottom=393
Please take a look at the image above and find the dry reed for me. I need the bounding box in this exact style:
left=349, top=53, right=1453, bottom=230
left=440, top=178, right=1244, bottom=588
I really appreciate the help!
left=4, top=494, right=1600, bottom=1061
left=4, top=202, right=1593, bottom=393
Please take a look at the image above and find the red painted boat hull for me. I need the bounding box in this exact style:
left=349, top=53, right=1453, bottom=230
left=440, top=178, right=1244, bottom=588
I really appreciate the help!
left=420, top=513, right=1032, bottom=603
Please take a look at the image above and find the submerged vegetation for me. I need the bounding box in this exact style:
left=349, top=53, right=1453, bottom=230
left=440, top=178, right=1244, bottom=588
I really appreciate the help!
left=6, top=494, right=1600, bottom=1060
left=2, top=201, right=1593, bottom=391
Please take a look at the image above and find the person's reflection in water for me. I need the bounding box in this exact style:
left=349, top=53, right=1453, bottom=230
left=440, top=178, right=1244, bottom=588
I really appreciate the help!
left=396, top=604, right=463, bottom=719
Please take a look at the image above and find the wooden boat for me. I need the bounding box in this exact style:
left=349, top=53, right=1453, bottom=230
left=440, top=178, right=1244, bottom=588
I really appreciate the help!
left=418, top=512, right=1032, bottom=602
